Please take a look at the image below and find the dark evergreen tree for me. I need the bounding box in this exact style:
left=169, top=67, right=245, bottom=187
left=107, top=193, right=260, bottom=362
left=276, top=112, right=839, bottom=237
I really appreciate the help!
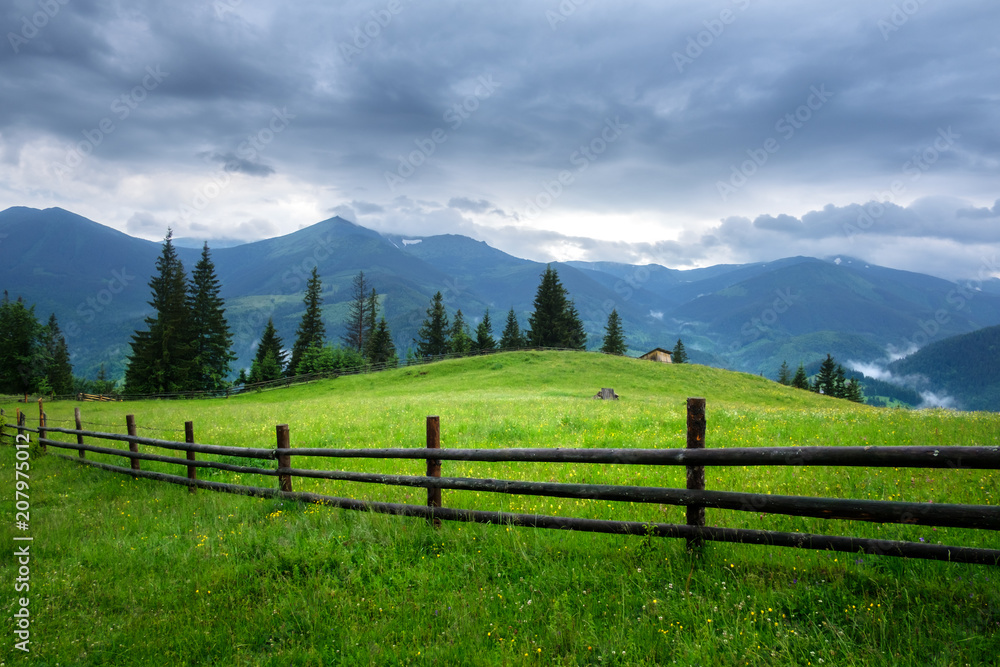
left=253, top=318, right=287, bottom=373
left=474, top=309, right=496, bottom=352
left=845, top=378, right=865, bottom=403
left=362, top=288, right=379, bottom=360
left=342, top=271, right=373, bottom=354
left=249, top=349, right=282, bottom=384
left=415, top=291, right=450, bottom=357
left=235, top=368, right=248, bottom=386
left=499, top=307, right=526, bottom=350
left=367, top=317, right=397, bottom=366
left=527, top=265, right=570, bottom=348
left=188, top=243, right=235, bottom=391
left=791, top=363, right=810, bottom=390
left=449, top=309, right=473, bottom=355
left=833, top=364, right=848, bottom=399
left=600, top=309, right=627, bottom=355
left=564, top=302, right=587, bottom=350
left=0, top=295, right=44, bottom=396
left=814, top=354, right=838, bottom=395
left=43, top=314, right=74, bottom=395
left=777, top=360, right=791, bottom=386
left=671, top=338, right=688, bottom=364
left=124, top=230, right=195, bottom=394
left=288, top=267, right=326, bottom=376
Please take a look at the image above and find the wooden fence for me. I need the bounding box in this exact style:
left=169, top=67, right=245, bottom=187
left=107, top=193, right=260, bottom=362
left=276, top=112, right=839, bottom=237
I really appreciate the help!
left=3, top=399, right=999, bottom=565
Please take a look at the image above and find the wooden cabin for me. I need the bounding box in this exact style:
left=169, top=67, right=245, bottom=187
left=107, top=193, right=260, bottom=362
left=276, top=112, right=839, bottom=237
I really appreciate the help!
left=640, top=347, right=673, bottom=363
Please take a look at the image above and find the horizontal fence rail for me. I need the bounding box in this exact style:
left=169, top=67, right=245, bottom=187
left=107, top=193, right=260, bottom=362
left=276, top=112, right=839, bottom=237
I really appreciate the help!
left=3, top=398, right=999, bottom=566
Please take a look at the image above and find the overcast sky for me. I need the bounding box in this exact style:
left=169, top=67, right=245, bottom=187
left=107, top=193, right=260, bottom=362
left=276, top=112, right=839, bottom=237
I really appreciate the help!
left=2, top=0, right=998, bottom=280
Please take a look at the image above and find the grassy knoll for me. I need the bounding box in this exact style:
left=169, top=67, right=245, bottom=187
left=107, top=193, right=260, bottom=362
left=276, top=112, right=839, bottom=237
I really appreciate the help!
left=2, top=351, right=998, bottom=666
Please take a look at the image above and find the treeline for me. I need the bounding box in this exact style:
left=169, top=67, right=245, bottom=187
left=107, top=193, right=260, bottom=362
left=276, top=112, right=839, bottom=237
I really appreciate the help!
left=776, top=354, right=864, bottom=403
left=0, top=293, right=74, bottom=397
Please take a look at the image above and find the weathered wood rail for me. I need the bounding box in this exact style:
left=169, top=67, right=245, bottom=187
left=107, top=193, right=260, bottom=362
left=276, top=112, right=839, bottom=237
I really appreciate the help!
left=3, top=399, right=999, bottom=565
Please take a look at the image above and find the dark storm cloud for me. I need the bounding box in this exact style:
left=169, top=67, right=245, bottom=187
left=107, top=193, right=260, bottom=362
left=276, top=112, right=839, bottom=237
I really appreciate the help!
left=2, top=0, right=998, bottom=280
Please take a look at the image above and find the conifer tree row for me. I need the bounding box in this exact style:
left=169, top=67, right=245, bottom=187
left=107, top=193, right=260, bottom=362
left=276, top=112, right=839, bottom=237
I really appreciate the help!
left=124, top=231, right=235, bottom=394
left=0, top=294, right=74, bottom=396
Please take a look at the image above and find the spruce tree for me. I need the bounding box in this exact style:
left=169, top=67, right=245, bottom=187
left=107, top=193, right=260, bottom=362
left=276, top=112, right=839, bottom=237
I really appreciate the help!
left=845, top=378, right=865, bottom=403
left=0, top=295, right=44, bottom=396
left=564, top=302, right=587, bottom=350
left=342, top=271, right=373, bottom=354
left=43, top=314, right=74, bottom=395
left=671, top=338, right=688, bottom=364
left=499, top=307, right=525, bottom=350
left=600, top=309, right=627, bottom=355
left=527, top=265, right=570, bottom=348
left=288, top=267, right=326, bottom=376
left=777, top=361, right=791, bottom=386
left=124, top=230, right=195, bottom=394
left=815, top=354, right=838, bottom=395
left=474, top=309, right=496, bottom=352
left=367, top=317, right=397, bottom=366
left=415, top=291, right=450, bottom=357
left=449, top=309, right=473, bottom=355
left=188, top=243, right=235, bottom=391
left=791, top=363, right=810, bottom=389
left=253, top=318, right=287, bottom=373
left=833, top=364, right=847, bottom=399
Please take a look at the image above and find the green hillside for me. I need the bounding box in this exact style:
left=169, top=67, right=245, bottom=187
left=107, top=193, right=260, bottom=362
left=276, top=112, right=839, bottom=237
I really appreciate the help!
left=889, top=325, right=1000, bottom=412
left=2, top=352, right=998, bottom=665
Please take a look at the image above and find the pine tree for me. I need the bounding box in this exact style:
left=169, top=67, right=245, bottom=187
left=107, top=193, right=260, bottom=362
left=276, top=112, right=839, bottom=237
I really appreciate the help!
left=253, top=318, right=287, bottom=373
left=124, top=230, right=196, bottom=394
left=474, top=309, right=496, bottom=352
left=342, top=271, right=373, bottom=354
left=288, top=267, right=326, bottom=376
left=844, top=378, right=865, bottom=403
left=43, top=314, right=74, bottom=395
left=0, top=295, right=44, bottom=396
left=367, top=317, right=397, bottom=366
left=833, top=364, right=847, bottom=399
left=249, top=349, right=282, bottom=384
left=188, top=243, right=235, bottom=391
left=814, top=354, right=838, bottom=395
left=94, top=363, right=116, bottom=394
left=499, top=307, right=526, bottom=350
left=527, top=265, right=570, bottom=348
left=449, top=309, right=473, bottom=355
left=362, top=288, right=379, bottom=359
left=791, top=363, right=810, bottom=389
left=564, top=302, right=587, bottom=350
left=415, top=291, right=450, bottom=357
left=600, top=309, right=627, bottom=355
left=672, top=338, right=688, bottom=364
left=777, top=360, right=791, bottom=386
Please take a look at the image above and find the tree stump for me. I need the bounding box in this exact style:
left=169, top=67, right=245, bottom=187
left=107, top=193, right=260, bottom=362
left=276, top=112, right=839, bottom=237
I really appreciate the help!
left=593, top=388, right=619, bottom=400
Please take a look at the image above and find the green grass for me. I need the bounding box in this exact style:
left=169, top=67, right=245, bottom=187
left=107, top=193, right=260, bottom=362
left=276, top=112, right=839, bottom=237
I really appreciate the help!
left=2, top=351, right=998, bottom=665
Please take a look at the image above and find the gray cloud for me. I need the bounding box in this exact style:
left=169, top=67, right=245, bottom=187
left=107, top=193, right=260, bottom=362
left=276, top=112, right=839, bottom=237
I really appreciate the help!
left=1, top=0, right=998, bottom=282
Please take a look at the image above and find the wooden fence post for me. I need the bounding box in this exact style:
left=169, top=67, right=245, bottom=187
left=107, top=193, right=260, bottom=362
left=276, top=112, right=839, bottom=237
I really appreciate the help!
left=126, top=414, right=140, bottom=471
left=686, top=397, right=707, bottom=552
left=16, top=410, right=25, bottom=441
left=185, top=421, right=197, bottom=494
left=38, top=411, right=47, bottom=454
left=276, top=424, right=292, bottom=493
left=426, top=415, right=442, bottom=528
left=75, top=407, right=86, bottom=458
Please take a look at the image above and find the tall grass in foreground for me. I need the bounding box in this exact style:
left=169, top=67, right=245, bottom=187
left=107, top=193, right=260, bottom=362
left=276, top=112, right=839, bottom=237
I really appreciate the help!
left=2, top=352, right=998, bottom=665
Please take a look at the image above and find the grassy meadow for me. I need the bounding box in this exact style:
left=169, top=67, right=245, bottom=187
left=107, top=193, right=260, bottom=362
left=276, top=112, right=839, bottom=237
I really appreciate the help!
left=1, top=351, right=998, bottom=665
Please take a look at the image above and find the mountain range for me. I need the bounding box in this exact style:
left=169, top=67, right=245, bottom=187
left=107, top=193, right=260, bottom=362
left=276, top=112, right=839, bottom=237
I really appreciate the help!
left=2, top=206, right=999, bottom=410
